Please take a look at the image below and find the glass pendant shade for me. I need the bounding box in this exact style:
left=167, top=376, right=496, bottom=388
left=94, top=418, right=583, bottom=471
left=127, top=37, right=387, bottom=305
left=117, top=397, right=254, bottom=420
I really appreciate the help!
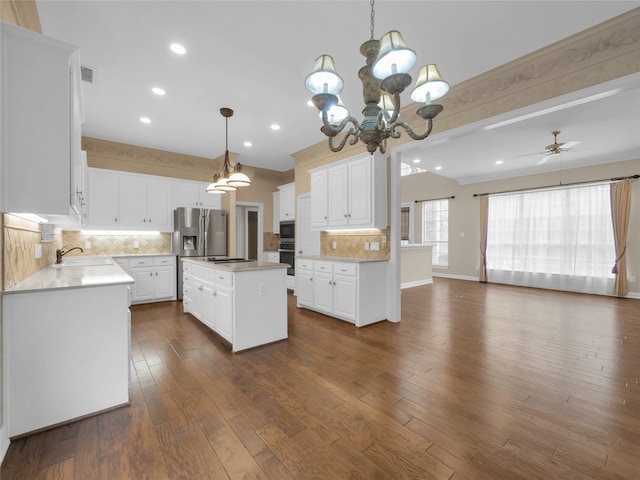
left=213, top=177, right=236, bottom=192
left=206, top=180, right=224, bottom=194
left=372, top=31, right=416, bottom=79
left=410, top=64, right=450, bottom=103
left=306, top=55, right=344, bottom=95
left=378, top=94, right=395, bottom=115
left=227, top=170, right=251, bottom=187
left=320, top=94, right=349, bottom=125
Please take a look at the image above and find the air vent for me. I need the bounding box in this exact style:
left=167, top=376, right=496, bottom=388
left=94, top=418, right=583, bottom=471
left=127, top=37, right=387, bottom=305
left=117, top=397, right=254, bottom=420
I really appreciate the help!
left=80, top=65, right=96, bottom=84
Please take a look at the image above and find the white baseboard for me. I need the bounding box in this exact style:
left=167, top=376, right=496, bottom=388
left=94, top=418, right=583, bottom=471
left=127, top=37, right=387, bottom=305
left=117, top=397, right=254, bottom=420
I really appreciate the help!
left=432, top=273, right=480, bottom=282
left=431, top=274, right=640, bottom=299
left=401, top=279, right=433, bottom=289
left=0, top=422, right=9, bottom=465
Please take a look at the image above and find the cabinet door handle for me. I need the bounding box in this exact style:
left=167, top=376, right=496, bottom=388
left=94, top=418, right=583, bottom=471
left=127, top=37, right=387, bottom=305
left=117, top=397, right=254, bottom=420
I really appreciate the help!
left=150, top=272, right=153, bottom=277
left=212, top=291, right=217, bottom=297
left=198, top=286, right=203, bottom=291
left=156, top=272, right=158, bottom=276
left=115, top=217, right=118, bottom=222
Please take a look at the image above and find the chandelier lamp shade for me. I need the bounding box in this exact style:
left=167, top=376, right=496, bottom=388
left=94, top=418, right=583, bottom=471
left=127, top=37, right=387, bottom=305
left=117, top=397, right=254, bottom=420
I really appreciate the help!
left=305, top=0, right=449, bottom=154
left=206, top=108, right=251, bottom=194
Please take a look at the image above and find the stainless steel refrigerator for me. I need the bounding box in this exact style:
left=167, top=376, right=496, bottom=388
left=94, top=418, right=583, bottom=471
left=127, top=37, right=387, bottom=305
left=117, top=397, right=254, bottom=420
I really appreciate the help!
left=172, top=207, right=227, bottom=299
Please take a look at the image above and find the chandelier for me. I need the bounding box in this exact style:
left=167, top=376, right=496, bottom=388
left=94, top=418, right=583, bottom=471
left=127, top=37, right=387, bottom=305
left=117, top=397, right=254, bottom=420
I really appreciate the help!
left=206, top=108, right=251, bottom=194
left=305, top=0, right=449, bottom=154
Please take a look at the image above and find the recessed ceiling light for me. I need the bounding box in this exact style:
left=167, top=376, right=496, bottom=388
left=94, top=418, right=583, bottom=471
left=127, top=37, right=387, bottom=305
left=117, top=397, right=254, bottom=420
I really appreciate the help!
left=139, top=116, right=151, bottom=124
left=152, top=87, right=166, bottom=96
left=435, top=166, right=442, bottom=170
left=496, top=160, right=504, bottom=165
left=170, top=43, right=186, bottom=55
left=271, top=124, right=280, bottom=131
left=413, top=159, right=421, bottom=164
left=244, top=141, right=252, bottom=147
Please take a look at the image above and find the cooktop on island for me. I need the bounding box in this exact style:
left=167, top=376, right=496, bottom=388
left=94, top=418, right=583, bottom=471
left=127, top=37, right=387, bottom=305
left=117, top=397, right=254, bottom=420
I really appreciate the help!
left=206, top=257, right=252, bottom=263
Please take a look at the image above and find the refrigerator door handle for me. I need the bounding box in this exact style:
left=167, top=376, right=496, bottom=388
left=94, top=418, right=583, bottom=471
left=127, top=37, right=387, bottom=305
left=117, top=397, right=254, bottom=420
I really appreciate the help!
left=198, top=210, right=206, bottom=256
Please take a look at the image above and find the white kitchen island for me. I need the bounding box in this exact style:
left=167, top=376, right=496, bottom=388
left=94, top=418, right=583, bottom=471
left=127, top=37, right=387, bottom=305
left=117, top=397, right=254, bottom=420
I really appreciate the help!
left=182, top=258, right=288, bottom=352
left=2, top=257, right=133, bottom=439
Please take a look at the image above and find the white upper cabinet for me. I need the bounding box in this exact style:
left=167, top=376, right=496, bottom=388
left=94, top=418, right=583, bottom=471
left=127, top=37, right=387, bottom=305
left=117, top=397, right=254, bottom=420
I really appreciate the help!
left=87, top=169, right=120, bottom=228
left=86, top=169, right=173, bottom=231
left=0, top=22, right=83, bottom=217
left=175, top=181, right=221, bottom=209
left=310, top=152, right=387, bottom=230
left=120, top=174, right=173, bottom=231
left=278, top=183, right=295, bottom=221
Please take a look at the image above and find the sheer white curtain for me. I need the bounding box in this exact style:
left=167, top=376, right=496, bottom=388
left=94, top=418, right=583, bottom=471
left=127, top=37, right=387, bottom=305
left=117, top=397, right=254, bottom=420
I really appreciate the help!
left=486, top=184, right=615, bottom=295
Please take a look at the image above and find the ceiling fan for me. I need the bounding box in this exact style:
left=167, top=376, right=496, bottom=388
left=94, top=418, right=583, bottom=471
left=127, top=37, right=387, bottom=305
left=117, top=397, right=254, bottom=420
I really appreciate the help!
left=515, top=130, right=581, bottom=165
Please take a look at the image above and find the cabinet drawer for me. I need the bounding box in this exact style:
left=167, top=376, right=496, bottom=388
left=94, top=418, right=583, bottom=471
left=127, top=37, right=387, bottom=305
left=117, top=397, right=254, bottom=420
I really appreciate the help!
left=314, top=261, right=333, bottom=273
left=130, top=257, right=153, bottom=267
left=154, top=256, right=176, bottom=266
left=334, top=263, right=357, bottom=276
left=213, top=269, right=233, bottom=287
left=183, top=261, right=192, bottom=274
left=297, top=259, right=314, bottom=271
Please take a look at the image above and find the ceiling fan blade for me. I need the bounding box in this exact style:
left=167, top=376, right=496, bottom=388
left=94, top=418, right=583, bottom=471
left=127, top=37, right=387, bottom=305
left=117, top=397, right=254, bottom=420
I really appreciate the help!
left=513, top=151, right=547, bottom=159
left=559, top=141, right=581, bottom=151
left=536, top=154, right=554, bottom=165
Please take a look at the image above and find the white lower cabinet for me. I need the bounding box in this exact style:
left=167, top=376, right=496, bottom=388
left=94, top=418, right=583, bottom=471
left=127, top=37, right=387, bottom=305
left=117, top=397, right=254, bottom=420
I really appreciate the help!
left=3, top=284, right=130, bottom=437
left=296, top=258, right=388, bottom=326
left=182, top=260, right=288, bottom=352
left=295, top=259, right=314, bottom=308
left=114, top=255, right=176, bottom=304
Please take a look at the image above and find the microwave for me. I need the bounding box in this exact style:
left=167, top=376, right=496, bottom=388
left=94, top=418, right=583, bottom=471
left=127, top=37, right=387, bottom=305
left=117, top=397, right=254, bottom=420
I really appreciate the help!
left=280, top=220, right=295, bottom=239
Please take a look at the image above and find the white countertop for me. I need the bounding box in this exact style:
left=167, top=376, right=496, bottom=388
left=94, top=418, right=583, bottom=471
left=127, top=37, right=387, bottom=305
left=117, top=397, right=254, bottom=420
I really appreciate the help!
left=3, top=256, right=134, bottom=295
left=183, top=257, right=289, bottom=272
left=401, top=244, right=433, bottom=249
left=297, top=255, right=388, bottom=263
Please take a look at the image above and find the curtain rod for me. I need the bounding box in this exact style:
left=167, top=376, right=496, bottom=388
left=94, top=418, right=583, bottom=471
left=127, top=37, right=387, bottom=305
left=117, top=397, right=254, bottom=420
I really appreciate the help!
left=473, top=174, right=639, bottom=197
left=414, top=195, right=455, bottom=203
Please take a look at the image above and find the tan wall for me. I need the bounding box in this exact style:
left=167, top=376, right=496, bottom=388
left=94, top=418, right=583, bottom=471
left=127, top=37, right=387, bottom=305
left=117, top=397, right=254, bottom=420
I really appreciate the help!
left=401, top=158, right=640, bottom=294
left=401, top=247, right=433, bottom=287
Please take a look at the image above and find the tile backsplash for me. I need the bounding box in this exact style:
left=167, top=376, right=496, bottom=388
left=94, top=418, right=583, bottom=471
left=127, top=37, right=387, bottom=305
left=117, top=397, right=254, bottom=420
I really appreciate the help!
left=2, top=214, right=63, bottom=289
left=320, top=229, right=390, bottom=259
left=264, top=232, right=279, bottom=251
left=62, top=232, right=171, bottom=256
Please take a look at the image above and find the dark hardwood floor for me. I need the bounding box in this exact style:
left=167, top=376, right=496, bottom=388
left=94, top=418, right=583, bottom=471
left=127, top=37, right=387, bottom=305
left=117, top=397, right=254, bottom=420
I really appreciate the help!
left=2, top=278, right=639, bottom=479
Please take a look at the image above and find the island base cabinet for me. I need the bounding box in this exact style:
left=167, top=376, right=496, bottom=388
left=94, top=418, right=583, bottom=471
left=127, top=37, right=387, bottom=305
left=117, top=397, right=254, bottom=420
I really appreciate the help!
left=233, top=269, right=287, bottom=352
left=182, top=260, right=288, bottom=352
left=3, top=285, right=130, bottom=438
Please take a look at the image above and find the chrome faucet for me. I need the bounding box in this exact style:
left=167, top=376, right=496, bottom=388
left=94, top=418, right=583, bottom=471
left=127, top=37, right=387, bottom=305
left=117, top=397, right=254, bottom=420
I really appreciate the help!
left=56, top=246, right=84, bottom=264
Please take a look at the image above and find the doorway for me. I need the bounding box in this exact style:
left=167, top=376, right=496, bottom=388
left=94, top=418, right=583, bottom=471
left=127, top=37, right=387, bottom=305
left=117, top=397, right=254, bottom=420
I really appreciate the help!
left=235, top=202, right=263, bottom=260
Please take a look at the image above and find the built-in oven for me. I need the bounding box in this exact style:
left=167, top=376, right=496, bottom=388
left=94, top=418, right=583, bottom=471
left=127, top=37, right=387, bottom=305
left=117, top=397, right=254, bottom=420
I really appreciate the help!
left=279, top=239, right=295, bottom=276
left=279, top=220, right=295, bottom=240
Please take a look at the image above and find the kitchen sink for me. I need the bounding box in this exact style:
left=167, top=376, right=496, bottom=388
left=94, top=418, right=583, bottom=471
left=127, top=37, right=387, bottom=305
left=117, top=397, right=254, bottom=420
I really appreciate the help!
left=52, top=258, right=114, bottom=267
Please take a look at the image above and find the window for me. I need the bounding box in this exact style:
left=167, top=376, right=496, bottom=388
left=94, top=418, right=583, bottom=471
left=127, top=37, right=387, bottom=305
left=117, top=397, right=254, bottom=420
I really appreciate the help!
left=422, top=199, right=448, bottom=267
left=486, top=184, right=615, bottom=294
left=400, top=204, right=412, bottom=243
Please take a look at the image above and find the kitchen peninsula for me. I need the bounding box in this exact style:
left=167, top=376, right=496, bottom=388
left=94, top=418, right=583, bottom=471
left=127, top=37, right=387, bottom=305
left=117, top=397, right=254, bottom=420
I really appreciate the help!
left=182, top=258, right=288, bottom=352
left=2, top=257, right=133, bottom=438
